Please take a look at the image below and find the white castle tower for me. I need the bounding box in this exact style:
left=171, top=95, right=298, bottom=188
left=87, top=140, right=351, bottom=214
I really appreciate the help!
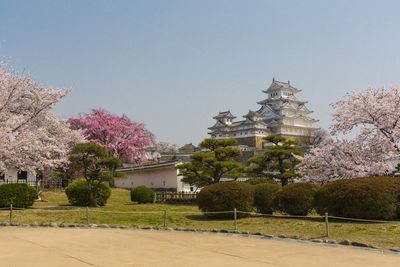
left=208, top=79, right=318, bottom=149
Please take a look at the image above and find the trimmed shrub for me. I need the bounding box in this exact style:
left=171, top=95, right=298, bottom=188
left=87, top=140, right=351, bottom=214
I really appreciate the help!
left=65, top=179, right=111, bottom=206
left=0, top=183, right=37, bottom=208
left=274, top=183, right=318, bottom=216
left=130, top=186, right=155, bottom=204
left=197, top=182, right=254, bottom=218
left=254, top=183, right=281, bottom=214
left=95, top=182, right=112, bottom=206
left=245, top=178, right=277, bottom=185
left=314, top=176, right=400, bottom=220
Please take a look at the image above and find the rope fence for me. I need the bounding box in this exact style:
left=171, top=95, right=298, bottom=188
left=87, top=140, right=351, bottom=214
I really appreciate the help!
left=1, top=205, right=399, bottom=238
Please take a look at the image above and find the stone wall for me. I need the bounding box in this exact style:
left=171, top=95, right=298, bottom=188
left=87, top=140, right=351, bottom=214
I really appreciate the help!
left=235, top=136, right=265, bottom=149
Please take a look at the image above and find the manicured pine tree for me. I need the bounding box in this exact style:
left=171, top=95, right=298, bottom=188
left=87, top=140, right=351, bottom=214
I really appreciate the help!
left=178, top=138, right=246, bottom=190
left=69, top=143, right=122, bottom=207
left=248, top=135, right=303, bottom=186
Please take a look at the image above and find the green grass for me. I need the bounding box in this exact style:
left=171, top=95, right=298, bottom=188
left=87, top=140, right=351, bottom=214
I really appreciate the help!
left=1, top=188, right=399, bottom=248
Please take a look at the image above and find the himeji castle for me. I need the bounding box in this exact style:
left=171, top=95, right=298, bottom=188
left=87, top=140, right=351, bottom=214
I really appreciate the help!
left=208, top=78, right=319, bottom=149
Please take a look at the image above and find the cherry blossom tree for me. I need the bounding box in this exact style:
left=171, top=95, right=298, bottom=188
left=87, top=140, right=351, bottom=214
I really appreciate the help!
left=0, top=65, right=82, bottom=173
left=301, top=135, right=394, bottom=183
left=301, top=86, right=400, bottom=182
left=155, top=141, right=178, bottom=154
left=68, top=109, right=154, bottom=163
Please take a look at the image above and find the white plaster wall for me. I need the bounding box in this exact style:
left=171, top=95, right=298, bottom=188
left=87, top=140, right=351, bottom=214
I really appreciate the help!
left=114, top=166, right=192, bottom=192
left=177, top=176, right=192, bottom=192
left=2, top=168, right=36, bottom=182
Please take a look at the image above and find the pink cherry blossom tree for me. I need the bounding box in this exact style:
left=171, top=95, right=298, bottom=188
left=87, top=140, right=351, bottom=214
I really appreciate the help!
left=68, top=109, right=154, bottom=163
left=0, top=65, right=82, bottom=173
left=301, top=86, right=400, bottom=182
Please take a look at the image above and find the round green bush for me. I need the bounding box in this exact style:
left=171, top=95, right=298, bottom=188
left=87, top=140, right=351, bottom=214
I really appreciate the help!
left=65, top=179, right=111, bottom=206
left=314, top=176, right=400, bottom=220
left=274, top=183, right=318, bottom=216
left=197, top=182, right=254, bottom=218
left=0, top=183, right=37, bottom=208
left=130, top=186, right=155, bottom=204
left=254, top=183, right=281, bottom=214
left=95, top=182, right=112, bottom=206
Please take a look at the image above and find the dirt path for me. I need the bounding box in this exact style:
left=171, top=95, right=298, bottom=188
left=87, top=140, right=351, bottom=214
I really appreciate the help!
left=0, top=228, right=398, bottom=267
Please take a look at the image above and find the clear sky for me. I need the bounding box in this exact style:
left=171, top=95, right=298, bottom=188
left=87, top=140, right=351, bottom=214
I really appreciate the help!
left=1, top=0, right=400, bottom=145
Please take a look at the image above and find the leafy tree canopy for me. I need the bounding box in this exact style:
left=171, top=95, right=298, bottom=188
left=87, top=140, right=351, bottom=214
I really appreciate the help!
left=248, top=135, right=303, bottom=186
left=177, top=138, right=246, bottom=189
left=68, top=109, right=154, bottom=163
left=69, top=143, right=122, bottom=206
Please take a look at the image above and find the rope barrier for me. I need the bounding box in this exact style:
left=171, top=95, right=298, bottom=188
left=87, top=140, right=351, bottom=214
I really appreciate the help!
left=238, top=211, right=400, bottom=223
left=237, top=211, right=323, bottom=219
left=26, top=209, right=83, bottom=213
left=328, top=216, right=397, bottom=224
left=203, top=211, right=234, bottom=214
left=3, top=207, right=399, bottom=224
left=94, top=210, right=168, bottom=215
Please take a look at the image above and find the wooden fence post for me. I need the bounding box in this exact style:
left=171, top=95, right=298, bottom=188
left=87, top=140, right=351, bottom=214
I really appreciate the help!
left=325, top=212, right=329, bottom=237
left=163, top=209, right=167, bottom=228
left=9, top=204, right=12, bottom=225
left=86, top=207, right=90, bottom=225
left=234, top=208, right=237, bottom=231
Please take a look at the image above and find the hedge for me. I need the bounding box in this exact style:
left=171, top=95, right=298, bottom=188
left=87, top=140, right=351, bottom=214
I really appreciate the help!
left=254, top=183, right=281, bottom=214
left=274, top=183, right=318, bottom=216
left=245, top=178, right=277, bottom=185
left=130, top=186, right=155, bottom=204
left=0, top=183, right=37, bottom=208
left=65, top=179, right=111, bottom=206
left=314, top=176, right=400, bottom=220
left=197, top=182, right=254, bottom=218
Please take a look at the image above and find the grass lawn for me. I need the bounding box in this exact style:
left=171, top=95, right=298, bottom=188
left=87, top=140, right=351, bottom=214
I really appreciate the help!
left=1, top=188, right=399, bottom=248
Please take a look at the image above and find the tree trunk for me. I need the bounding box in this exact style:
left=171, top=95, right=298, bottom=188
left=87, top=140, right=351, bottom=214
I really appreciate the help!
left=88, top=189, right=97, bottom=207
left=281, top=178, right=289, bottom=187
left=87, top=181, right=98, bottom=207
left=278, top=158, right=288, bottom=186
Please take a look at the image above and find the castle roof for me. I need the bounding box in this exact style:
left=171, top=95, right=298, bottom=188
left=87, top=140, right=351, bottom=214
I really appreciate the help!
left=262, top=78, right=301, bottom=94
left=243, top=110, right=262, bottom=120
left=257, top=97, right=306, bottom=106
left=213, top=110, right=236, bottom=120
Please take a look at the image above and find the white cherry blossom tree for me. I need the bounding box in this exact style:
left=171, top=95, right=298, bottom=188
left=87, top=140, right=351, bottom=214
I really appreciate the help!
left=0, top=65, right=82, bottom=173
left=301, top=87, right=400, bottom=182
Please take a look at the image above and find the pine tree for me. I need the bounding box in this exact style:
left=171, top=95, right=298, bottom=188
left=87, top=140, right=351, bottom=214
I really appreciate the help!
left=248, top=135, right=302, bottom=186
left=178, top=138, right=246, bottom=190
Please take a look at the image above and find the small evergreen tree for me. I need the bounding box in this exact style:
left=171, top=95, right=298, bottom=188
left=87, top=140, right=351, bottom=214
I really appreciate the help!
left=69, top=143, right=122, bottom=206
left=177, top=138, right=246, bottom=189
left=248, top=135, right=302, bottom=186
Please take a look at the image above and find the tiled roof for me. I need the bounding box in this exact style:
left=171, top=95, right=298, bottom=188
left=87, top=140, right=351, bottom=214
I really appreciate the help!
left=115, top=160, right=180, bottom=172
left=213, top=110, right=236, bottom=119
left=262, top=79, right=302, bottom=94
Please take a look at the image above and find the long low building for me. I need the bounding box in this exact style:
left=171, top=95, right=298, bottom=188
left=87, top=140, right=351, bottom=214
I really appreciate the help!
left=0, top=168, right=37, bottom=185
left=114, top=160, right=193, bottom=192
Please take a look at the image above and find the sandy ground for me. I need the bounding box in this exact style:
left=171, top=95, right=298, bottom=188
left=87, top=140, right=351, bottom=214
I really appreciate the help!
left=0, top=228, right=398, bottom=267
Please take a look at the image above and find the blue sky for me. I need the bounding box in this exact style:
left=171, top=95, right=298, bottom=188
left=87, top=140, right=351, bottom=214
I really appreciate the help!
left=1, top=0, right=400, bottom=145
